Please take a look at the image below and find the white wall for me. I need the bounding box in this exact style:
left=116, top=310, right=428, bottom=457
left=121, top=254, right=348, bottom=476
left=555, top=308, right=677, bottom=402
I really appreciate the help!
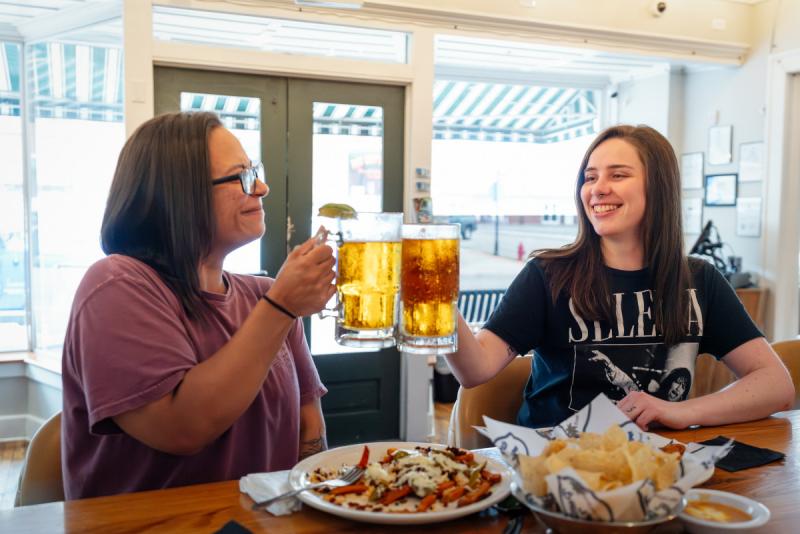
left=0, top=374, right=27, bottom=416
left=675, top=0, right=800, bottom=340
left=369, top=0, right=754, bottom=45
left=615, top=67, right=685, bottom=152
left=680, top=0, right=779, bottom=278
left=617, top=70, right=672, bottom=135
left=0, top=364, right=60, bottom=442
left=769, top=0, right=800, bottom=54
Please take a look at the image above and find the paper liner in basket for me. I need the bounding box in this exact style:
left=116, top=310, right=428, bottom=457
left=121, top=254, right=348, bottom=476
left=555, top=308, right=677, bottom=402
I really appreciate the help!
left=483, top=394, right=732, bottom=523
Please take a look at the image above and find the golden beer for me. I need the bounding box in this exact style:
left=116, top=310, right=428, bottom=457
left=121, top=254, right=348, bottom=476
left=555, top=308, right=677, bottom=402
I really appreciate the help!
left=337, top=241, right=401, bottom=330
left=401, top=238, right=459, bottom=336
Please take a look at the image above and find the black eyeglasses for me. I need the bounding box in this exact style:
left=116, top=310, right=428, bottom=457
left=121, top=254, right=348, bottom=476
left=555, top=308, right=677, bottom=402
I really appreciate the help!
left=211, top=162, right=265, bottom=195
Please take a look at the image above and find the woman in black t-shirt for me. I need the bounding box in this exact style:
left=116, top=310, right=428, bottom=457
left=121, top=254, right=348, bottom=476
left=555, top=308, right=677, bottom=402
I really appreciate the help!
left=446, top=125, right=794, bottom=430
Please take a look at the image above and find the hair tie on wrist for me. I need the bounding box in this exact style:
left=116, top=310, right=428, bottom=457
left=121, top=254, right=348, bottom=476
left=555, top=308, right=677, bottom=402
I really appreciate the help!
left=262, top=294, right=297, bottom=319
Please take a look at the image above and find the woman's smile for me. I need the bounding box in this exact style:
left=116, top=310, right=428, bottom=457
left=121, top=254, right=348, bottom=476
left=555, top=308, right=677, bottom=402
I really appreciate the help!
left=592, top=203, right=622, bottom=215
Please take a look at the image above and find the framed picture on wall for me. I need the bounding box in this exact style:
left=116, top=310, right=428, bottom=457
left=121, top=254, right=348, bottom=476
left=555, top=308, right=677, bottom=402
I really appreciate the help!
left=739, top=141, right=764, bottom=182
left=708, top=125, right=733, bottom=165
left=682, top=197, right=703, bottom=234
left=704, top=173, right=738, bottom=206
left=680, top=152, right=703, bottom=189
left=736, top=197, right=762, bottom=237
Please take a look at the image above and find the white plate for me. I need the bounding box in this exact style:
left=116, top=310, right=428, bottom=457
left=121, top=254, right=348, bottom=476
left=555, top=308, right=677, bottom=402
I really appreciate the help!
left=288, top=441, right=512, bottom=525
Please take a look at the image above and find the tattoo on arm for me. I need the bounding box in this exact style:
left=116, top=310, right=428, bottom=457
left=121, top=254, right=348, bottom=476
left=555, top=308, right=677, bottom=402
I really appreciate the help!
left=299, top=434, right=328, bottom=460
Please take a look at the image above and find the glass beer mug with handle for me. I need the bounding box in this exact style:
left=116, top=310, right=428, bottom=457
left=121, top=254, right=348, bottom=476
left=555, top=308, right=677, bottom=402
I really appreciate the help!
left=397, top=223, right=460, bottom=354
left=319, top=212, right=403, bottom=348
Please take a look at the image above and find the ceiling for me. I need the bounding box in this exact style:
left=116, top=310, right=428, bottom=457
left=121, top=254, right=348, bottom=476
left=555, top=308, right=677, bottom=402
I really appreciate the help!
left=0, top=1, right=88, bottom=24
left=0, top=1, right=726, bottom=143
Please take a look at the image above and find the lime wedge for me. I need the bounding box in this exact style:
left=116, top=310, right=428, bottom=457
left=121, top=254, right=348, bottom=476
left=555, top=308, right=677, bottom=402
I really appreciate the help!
left=318, top=203, right=357, bottom=219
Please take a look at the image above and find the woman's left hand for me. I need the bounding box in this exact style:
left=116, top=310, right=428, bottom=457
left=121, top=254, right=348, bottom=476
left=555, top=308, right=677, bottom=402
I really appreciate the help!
left=617, top=391, right=692, bottom=431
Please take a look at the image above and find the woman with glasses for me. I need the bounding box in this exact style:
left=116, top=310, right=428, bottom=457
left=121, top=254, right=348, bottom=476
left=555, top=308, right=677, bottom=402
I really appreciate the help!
left=61, top=112, right=336, bottom=499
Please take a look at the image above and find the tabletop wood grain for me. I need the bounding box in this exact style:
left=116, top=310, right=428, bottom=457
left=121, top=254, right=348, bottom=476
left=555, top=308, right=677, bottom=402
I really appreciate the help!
left=3, top=411, right=797, bottom=533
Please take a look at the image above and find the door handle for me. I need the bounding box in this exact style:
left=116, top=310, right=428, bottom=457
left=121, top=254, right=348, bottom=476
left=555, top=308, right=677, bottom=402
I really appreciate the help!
left=286, top=214, right=295, bottom=254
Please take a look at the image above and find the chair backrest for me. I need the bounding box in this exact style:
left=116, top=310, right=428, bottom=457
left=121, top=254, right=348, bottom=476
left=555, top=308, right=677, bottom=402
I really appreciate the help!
left=14, top=411, right=64, bottom=507
left=448, top=355, right=532, bottom=449
left=771, top=339, right=800, bottom=408
left=457, top=289, right=505, bottom=330
left=689, top=353, right=735, bottom=399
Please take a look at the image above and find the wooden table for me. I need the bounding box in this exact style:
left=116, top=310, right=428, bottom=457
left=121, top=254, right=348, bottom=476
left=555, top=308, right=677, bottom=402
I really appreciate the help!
left=3, top=411, right=797, bottom=533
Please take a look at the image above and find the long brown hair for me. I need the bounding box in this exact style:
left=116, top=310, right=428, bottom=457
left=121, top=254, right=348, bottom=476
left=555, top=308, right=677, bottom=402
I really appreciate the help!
left=534, top=125, right=691, bottom=347
left=101, top=112, right=222, bottom=321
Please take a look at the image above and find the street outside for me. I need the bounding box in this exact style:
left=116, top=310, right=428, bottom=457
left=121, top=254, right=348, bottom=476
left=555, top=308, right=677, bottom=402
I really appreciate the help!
left=460, top=221, right=577, bottom=290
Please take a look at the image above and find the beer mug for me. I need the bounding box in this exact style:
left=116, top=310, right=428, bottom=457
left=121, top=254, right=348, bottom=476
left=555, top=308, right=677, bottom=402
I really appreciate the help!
left=321, top=212, right=402, bottom=348
left=397, top=224, right=460, bottom=354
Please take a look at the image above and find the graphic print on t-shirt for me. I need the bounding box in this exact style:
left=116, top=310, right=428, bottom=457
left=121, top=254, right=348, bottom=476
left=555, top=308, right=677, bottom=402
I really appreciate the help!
left=568, top=342, right=699, bottom=412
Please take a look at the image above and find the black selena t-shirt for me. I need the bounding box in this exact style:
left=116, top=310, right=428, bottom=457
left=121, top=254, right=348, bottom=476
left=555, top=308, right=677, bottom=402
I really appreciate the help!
left=484, top=257, right=762, bottom=429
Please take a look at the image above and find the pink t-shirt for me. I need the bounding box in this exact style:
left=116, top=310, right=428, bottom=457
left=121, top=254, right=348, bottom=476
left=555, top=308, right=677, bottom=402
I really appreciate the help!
left=61, top=254, right=326, bottom=500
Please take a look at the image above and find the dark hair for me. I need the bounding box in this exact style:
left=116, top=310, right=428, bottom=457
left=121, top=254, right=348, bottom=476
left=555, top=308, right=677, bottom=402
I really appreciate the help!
left=534, top=125, right=691, bottom=347
left=101, top=112, right=222, bottom=321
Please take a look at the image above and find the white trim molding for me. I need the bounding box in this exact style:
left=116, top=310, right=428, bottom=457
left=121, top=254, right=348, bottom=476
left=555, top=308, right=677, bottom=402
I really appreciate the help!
left=124, top=0, right=156, bottom=136
left=399, top=352, right=434, bottom=442
left=0, top=22, right=21, bottom=41
left=152, top=41, right=414, bottom=85
left=160, top=0, right=750, bottom=65
left=762, top=50, right=800, bottom=341
left=0, top=414, right=44, bottom=443
left=357, top=2, right=750, bottom=66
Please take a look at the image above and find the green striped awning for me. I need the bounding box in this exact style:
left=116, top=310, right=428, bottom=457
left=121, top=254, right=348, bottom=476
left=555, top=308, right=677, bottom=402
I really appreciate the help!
left=1, top=42, right=597, bottom=142
left=0, top=41, right=123, bottom=121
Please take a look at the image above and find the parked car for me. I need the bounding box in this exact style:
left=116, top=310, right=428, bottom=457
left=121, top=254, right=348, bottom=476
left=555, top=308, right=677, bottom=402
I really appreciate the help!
left=440, top=215, right=478, bottom=239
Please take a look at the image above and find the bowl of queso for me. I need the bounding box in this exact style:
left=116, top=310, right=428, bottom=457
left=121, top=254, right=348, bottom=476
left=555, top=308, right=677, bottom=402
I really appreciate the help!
left=680, top=489, right=770, bottom=533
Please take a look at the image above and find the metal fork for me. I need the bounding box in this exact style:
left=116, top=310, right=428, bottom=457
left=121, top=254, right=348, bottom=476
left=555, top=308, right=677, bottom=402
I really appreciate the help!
left=251, top=465, right=365, bottom=510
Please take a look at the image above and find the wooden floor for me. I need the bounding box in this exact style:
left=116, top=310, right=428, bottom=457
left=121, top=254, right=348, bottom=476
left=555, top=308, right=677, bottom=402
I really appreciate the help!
left=0, top=441, right=26, bottom=510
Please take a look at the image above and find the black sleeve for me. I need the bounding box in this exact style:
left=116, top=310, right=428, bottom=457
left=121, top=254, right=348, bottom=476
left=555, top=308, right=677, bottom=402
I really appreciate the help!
left=698, top=261, right=763, bottom=359
left=483, top=260, right=548, bottom=356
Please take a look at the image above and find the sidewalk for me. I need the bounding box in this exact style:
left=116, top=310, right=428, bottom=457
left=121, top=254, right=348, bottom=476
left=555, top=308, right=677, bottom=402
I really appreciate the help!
left=461, top=247, right=526, bottom=290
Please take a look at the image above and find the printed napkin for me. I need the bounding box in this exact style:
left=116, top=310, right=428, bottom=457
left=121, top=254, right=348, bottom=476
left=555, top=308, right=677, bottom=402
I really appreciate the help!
left=483, top=394, right=733, bottom=523
left=239, top=470, right=302, bottom=516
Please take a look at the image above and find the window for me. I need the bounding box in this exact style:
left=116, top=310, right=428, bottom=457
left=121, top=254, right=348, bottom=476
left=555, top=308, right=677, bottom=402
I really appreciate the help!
left=309, top=102, right=385, bottom=356
left=0, top=16, right=125, bottom=355
left=153, top=6, right=409, bottom=64
left=0, top=41, right=26, bottom=351
left=27, top=37, right=125, bottom=352
left=180, top=91, right=262, bottom=275
left=431, top=78, right=599, bottom=291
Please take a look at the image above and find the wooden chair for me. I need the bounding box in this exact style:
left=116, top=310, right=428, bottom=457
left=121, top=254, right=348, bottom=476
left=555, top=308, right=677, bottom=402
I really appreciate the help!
left=690, top=339, right=800, bottom=408
left=447, top=355, right=532, bottom=449
left=772, top=339, right=800, bottom=408
left=14, top=412, right=64, bottom=507
left=689, top=353, right=735, bottom=399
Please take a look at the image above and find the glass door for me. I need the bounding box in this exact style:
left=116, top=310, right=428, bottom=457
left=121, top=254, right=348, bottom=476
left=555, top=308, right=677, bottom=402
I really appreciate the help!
left=154, top=67, right=288, bottom=278
left=287, top=78, right=405, bottom=444
left=154, top=68, right=405, bottom=445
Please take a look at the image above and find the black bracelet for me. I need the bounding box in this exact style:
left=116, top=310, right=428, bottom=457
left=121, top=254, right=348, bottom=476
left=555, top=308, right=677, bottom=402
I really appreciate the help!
left=262, top=293, right=297, bottom=319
